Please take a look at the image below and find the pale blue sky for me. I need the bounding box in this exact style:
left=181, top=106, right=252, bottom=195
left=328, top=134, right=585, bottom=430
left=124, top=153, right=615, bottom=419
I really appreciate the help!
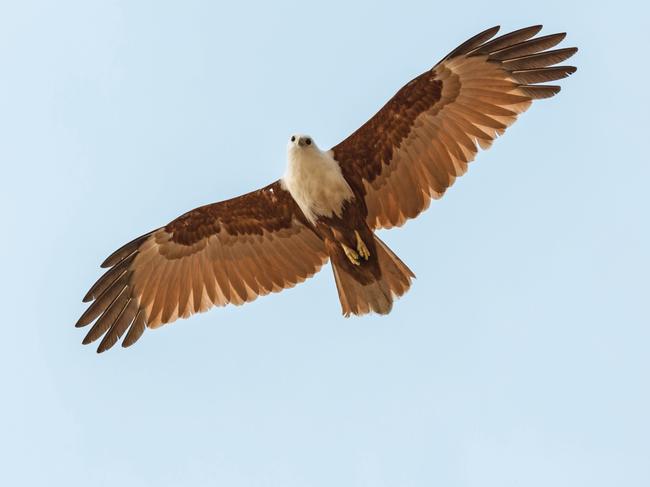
left=1, top=1, right=648, bottom=486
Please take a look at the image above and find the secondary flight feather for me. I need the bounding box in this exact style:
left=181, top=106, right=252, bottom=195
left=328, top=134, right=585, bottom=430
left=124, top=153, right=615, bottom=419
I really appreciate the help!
left=77, top=25, right=577, bottom=352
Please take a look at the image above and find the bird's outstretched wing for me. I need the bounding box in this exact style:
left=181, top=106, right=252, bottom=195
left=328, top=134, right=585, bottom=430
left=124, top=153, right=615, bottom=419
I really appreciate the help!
left=332, top=25, right=577, bottom=229
left=77, top=181, right=327, bottom=352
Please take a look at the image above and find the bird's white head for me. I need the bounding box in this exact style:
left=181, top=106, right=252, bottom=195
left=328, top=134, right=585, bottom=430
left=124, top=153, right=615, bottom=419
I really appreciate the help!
left=287, top=134, right=318, bottom=154
left=282, top=131, right=352, bottom=222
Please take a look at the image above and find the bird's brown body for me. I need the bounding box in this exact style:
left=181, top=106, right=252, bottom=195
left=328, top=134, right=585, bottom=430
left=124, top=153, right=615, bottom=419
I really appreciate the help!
left=76, top=25, right=577, bottom=352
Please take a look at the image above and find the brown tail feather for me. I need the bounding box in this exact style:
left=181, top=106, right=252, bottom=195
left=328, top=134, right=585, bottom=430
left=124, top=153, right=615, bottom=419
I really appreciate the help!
left=331, top=235, right=415, bottom=316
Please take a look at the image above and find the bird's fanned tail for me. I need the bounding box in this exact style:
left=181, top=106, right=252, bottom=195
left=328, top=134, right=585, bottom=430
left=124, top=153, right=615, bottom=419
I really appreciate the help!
left=331, top=235, right=414, bottom=316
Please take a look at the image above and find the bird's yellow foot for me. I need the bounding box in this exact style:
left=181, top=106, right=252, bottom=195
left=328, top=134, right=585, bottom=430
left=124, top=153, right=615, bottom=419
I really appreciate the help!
left=342, top=244, right=361, bottom=266
left=355, top=231, right=370, bottom=260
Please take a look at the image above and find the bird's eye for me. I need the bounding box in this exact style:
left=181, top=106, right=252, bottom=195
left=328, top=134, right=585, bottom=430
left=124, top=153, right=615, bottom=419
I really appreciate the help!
left=290, top=136, right=295, bottom=142
left=305, top=138, right=312, bottom=145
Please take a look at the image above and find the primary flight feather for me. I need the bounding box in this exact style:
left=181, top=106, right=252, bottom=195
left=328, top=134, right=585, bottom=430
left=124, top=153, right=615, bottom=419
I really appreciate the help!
left=77, top=25, right=577, bottom=352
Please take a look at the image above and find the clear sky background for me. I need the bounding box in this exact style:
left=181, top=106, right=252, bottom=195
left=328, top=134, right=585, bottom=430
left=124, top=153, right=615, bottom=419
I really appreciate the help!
left=1, top=1, right=648, bottom=486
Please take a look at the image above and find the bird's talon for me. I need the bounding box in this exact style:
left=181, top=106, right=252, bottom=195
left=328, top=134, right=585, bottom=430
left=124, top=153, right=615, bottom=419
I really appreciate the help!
left=355, top=231, right=370, bottom=260
left=342, top=244, right=360, bottom=265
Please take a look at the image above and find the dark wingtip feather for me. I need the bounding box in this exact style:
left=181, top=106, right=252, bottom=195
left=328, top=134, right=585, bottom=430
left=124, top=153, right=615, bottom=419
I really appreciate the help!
left=469, top=25, right=544, bottom=56
left=489, top=33, right=567, bottom=61
left=518, top=85, right=562, bottom=99
left=75, top=313, right=92, bottom=328
left=510, top=65, right=577, bottom=84
left=80, top=289, right=130, bottom=345
left=122, top=311, right=146, bottom=348
left=96, top=300, right=139, bottom=353
left=97, top=337, right=114, bottom=353
left=83, top=256, right=134, bottom=303
left=502, top=47, right=578, bottom=70
left=75, top=273, right=129, bottom=327
left=100, top=231, right=153, bottom=268
left=444, top=25, right=501, bottom=60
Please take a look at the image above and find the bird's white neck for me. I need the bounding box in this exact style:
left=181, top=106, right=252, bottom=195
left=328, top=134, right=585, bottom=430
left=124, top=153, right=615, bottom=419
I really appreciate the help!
left=281, top=147, right=353, bottom=223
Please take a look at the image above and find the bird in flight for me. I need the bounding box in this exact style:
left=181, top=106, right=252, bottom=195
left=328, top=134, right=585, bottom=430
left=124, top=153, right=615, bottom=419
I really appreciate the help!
left=77, top=25, right=577, bottom=352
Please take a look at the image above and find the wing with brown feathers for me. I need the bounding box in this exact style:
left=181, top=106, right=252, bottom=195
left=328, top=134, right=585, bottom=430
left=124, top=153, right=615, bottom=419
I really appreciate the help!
left=332, top=25, right=577, bottom=229
left=76, top=181, right=328, bottom=352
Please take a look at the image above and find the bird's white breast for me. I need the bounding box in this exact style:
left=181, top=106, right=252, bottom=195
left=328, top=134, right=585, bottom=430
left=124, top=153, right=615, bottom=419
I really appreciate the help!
left=281, top=148, right=353, bottom=223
